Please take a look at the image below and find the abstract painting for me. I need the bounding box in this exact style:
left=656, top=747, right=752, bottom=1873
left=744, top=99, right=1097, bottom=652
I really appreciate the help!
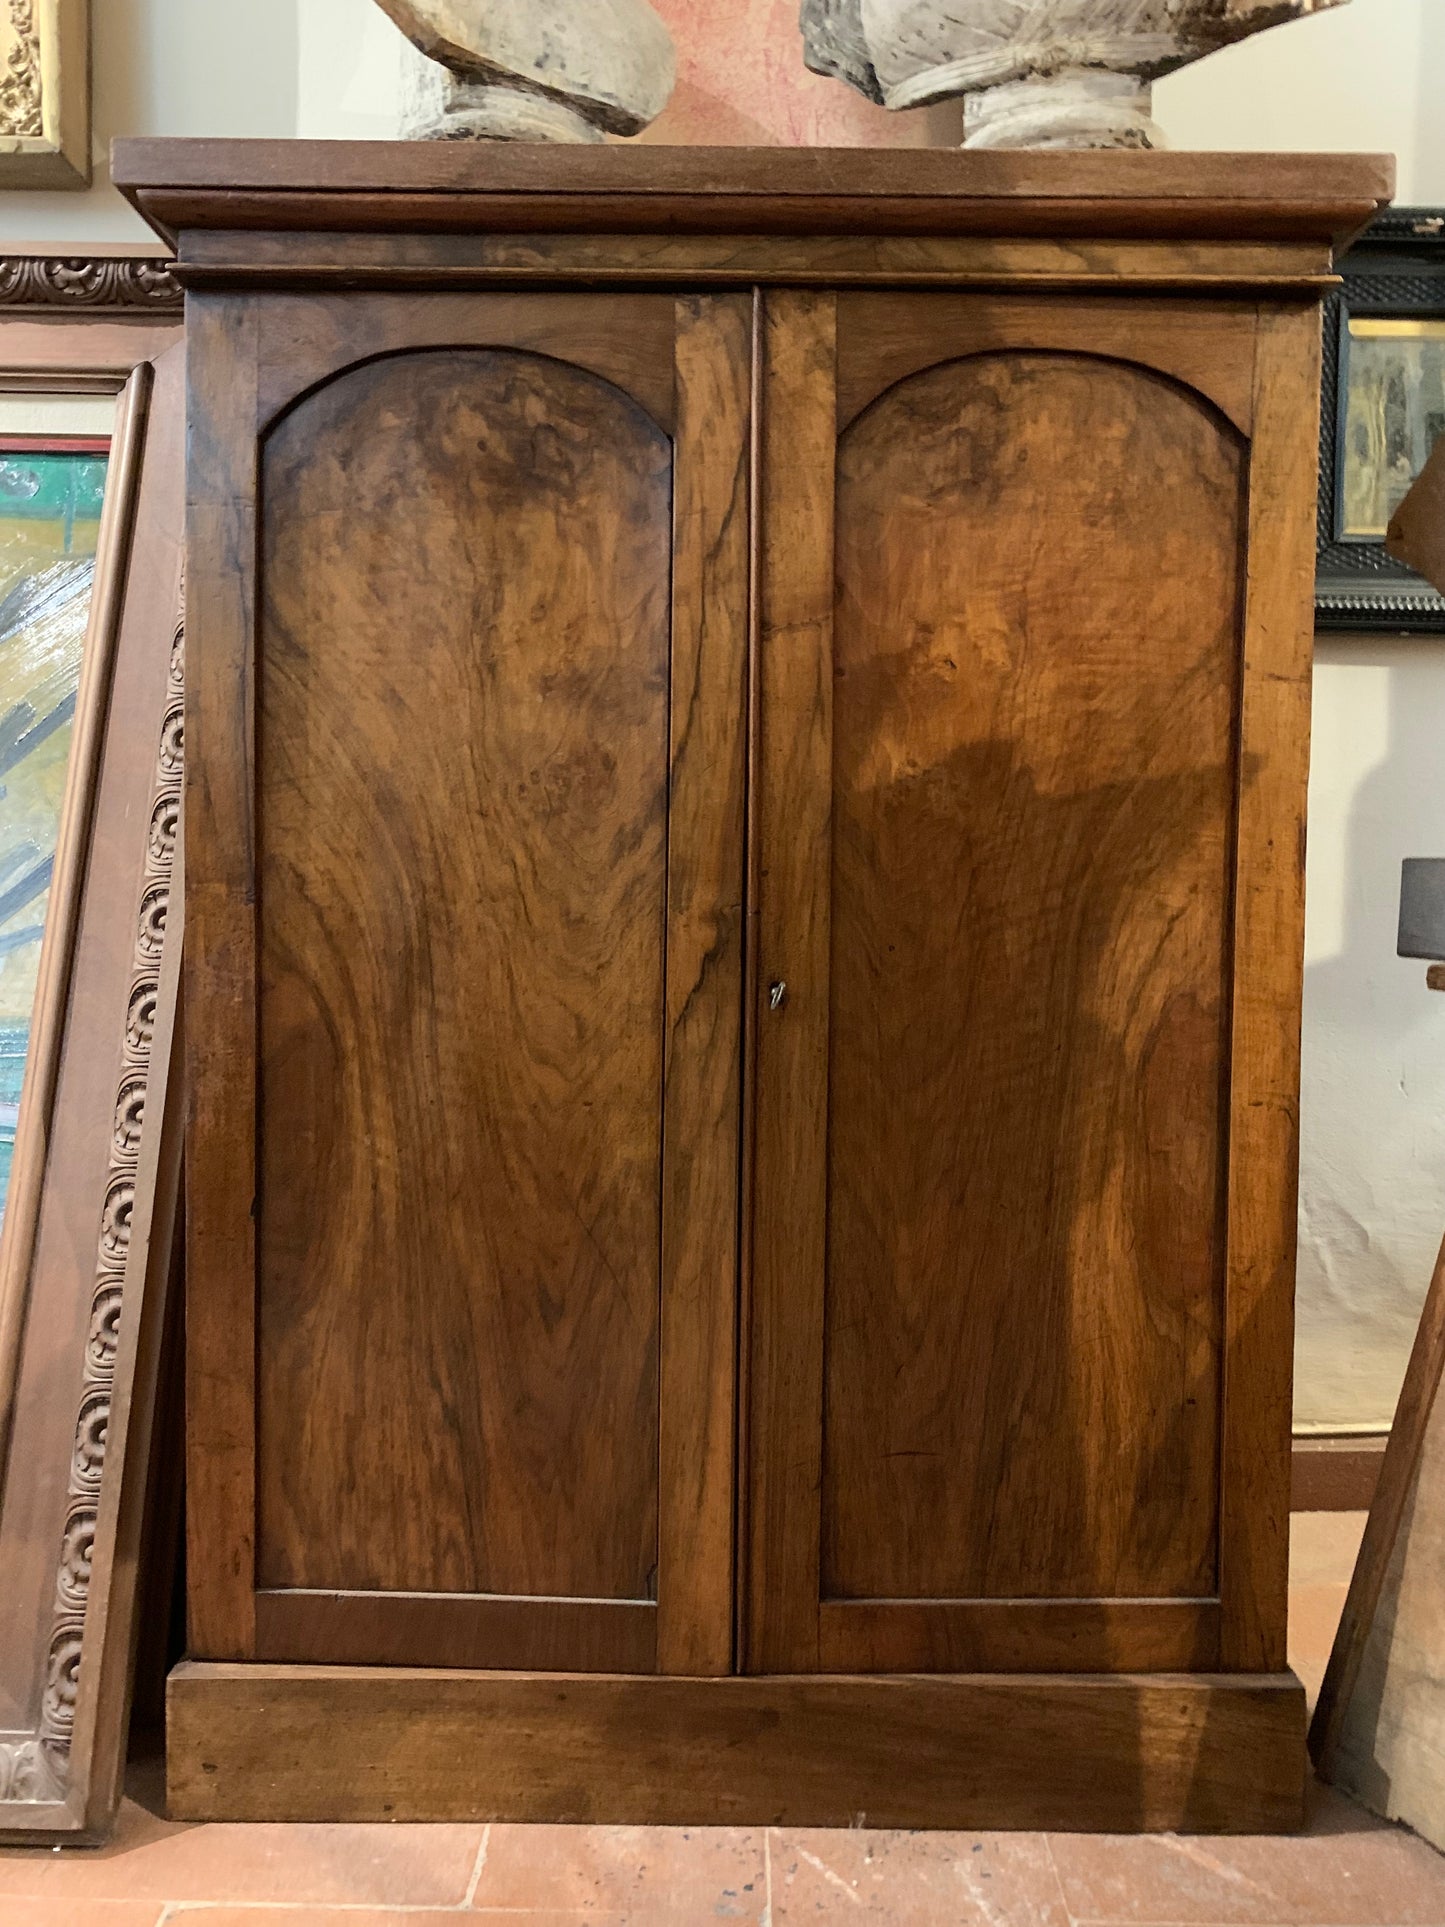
left=0, top=438, right=106, bottom=1217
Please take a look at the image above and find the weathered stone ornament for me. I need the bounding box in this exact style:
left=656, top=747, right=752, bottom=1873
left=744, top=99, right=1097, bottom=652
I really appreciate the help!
left=377, top=0, right=677, bottom=143
left=801, top=0, right=1353, bottom=150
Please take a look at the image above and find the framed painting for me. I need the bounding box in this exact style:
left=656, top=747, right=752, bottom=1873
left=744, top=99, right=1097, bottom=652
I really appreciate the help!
left=0, top=425, right=111, bottom=1211
left=1316, top=209, right=1445, bottom=632
left=0, top=0, right=89, bottom=188
left=0, top=257, right=184, bottom=1843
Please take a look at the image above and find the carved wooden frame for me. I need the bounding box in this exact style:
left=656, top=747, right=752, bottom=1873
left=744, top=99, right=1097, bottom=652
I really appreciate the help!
left=0, top=250, right=181, bottom=316
left=0, top=271, right=184, bottom=1842
left=0, top=0, right=89, bottom=188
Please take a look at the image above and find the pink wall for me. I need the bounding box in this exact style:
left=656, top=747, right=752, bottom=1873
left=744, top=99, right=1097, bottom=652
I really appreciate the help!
left=639, top=0, right=953, bottom=147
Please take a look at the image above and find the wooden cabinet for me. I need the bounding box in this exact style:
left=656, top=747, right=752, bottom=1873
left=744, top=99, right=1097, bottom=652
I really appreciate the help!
left=115, top=141, right=1392, bottom=1831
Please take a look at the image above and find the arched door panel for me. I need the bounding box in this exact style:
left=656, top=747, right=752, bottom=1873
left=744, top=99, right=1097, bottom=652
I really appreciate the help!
left=747, top=296, right=1251, bottom=1675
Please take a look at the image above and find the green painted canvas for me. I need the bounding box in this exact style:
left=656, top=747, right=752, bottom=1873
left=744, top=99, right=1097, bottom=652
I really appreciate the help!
left=0, top=448, right=108, bottom=1221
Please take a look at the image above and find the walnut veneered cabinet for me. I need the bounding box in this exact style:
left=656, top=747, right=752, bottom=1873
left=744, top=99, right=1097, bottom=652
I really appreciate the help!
left=115, top=140, right=1393, bottom=1832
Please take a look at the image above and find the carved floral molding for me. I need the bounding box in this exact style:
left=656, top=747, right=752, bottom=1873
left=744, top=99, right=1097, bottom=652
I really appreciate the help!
left=0, top=257, right=183, bottom=314
left=0, top=614, right=183, bottom=1805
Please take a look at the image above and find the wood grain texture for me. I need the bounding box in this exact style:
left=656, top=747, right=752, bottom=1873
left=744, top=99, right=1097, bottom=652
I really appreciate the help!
left=0, top=316, right=180, bottom=386
left=256, top=349, right=670, bottom=1620
left=254, top=1590, right=656, bottom=1675
left=110, top=140, right=1393, bottom=250
left=248, top=291, right=678, bottom=438
left=817, top=1599, right=1219, bottom=1673
left=742, top=291, right=837, bottom=1676
left=735, top=288, right=763, bottom=1675
left=168, top=229, right=1341, bottom=296
left=185, top=292, right=262, bottom=1661
left=166, top=1659, right=1307, bottom=1833
left=835, top=292, right=1260, bottom=433
left=656, top=296, right=751, bottom=1676
left=819, top=347, right=1242, bottom=1629
left=1311, top=1231, right=1445, bottom=1775
left=1219, top=304, right=1324, bottom=1673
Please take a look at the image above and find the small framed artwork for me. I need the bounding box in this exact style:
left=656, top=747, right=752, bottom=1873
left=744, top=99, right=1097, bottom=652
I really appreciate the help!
left=0, top=0, right=89, bottom=188
left=1316, top=209, right=1445, bottom=633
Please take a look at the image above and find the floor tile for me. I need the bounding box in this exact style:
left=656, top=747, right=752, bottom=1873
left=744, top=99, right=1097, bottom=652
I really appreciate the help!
left=159, top=1914, right=438, bottom=1927
left=0, top=1905, right=164, bottom=1927
left=1048, top=1783, right=1445, bottom=1924
left=770, top=1828, right=1069, bottom=1923
left=0, top=1791, right=485, bottom=1907
left=470, top=1823, right=765, bottom=1918
left=472, top=1916, right=738, bottom=1926
left=1289, top=1511, right=1368, bottom=1713
left=1291, top=1581, right=1354, bottom=1711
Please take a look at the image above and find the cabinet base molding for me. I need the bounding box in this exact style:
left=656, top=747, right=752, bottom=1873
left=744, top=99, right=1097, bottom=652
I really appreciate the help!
left=167, top=1661, right=1305, bottom=1833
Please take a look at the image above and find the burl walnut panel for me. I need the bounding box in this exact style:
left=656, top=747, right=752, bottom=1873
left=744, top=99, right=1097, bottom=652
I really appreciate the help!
left=822, top=352, right=1244, bottom=1605
left=256, top=348, right=671, bottom=1602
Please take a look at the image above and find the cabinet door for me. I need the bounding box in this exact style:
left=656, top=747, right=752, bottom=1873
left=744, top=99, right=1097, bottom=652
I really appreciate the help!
left=743, top=292, right=1319, bottom=1675
left=187, top=292, right=751, bottom=1675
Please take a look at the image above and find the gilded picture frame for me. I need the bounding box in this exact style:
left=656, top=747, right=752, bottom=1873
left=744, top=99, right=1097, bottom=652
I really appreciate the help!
left=1316, top=208, right=1445, bottom=633
left=0, top=0, right=90, bottom=189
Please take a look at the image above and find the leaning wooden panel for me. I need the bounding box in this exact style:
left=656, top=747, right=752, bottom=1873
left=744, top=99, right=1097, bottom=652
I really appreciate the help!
left=0, top=339, right=185, bottom=1841
left=1320, top=1242, right=1445, bottom=1851
left=167, top=1660, right=1306, bottom=1833
left=1311, top=1231, right=1445, bottom=1781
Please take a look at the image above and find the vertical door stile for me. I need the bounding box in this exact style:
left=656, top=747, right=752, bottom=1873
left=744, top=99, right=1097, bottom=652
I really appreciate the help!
left=185, top=291, right=262, bottom=1662
left=1219, top=303, right=1323, bottom=1672
left=657, top=294, right=753, bottom=1675
left=743, top=291, right=839, bottom=1675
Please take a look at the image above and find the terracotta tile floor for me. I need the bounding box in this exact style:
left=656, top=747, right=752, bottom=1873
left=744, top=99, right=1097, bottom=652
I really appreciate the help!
left=4, top=1512, right=1442, bottom=1925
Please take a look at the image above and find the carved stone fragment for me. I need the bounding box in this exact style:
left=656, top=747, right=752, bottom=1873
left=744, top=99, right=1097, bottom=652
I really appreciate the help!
left=800, top=0, right=884, bottom=106
left=376, top=0, right=676, bottom=143
left=802, top=0, right=1353, bottom=148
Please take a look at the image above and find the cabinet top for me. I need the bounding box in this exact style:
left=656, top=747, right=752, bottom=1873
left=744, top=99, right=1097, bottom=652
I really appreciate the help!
left=113, top=140, right=1392, bottom=251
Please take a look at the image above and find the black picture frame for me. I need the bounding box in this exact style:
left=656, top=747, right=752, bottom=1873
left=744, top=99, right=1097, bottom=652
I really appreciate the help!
left=1316, top=208, right=1445, bottom=633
